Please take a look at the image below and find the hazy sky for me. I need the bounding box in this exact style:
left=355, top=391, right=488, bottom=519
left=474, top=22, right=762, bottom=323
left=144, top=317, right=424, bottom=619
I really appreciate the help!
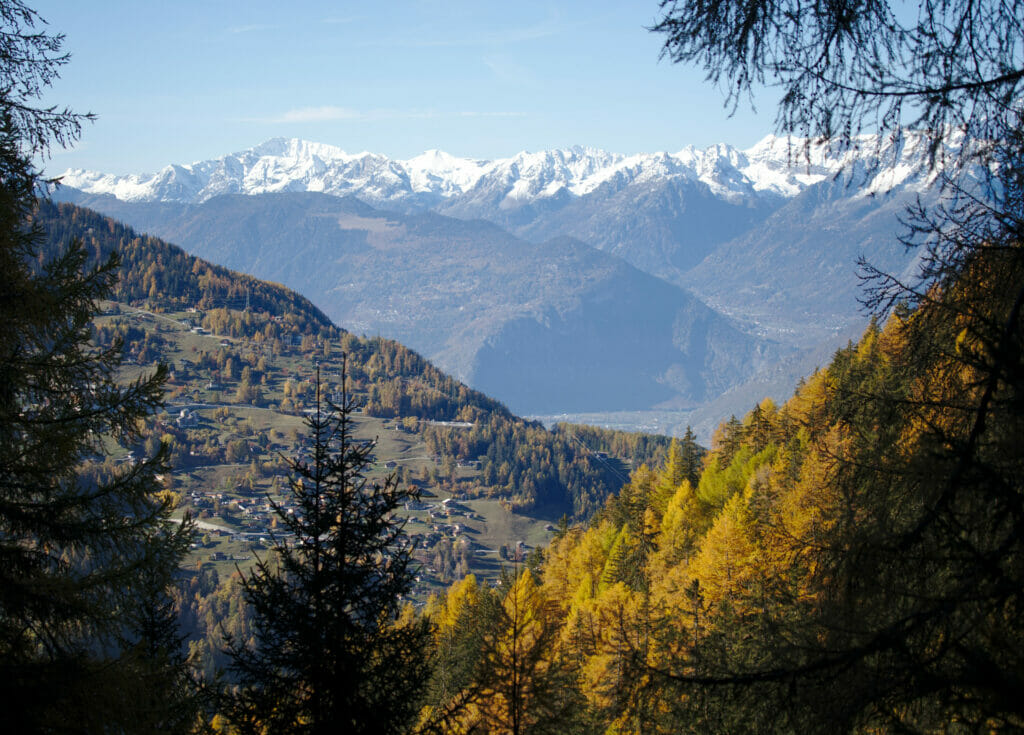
left=34, top=0, right=778, bottom=174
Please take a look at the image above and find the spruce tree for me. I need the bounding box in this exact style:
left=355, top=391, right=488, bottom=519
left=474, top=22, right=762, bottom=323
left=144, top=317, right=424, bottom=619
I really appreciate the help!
left=679, top=426, right=702, bottom=488
left=1, top=3, right=193, bottom=729
left=227, top=359, right=430, bottom=734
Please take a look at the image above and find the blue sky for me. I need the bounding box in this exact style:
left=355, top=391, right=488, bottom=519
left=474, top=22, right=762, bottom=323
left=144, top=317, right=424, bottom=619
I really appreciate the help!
left=34, top=0, right=777, bottom=174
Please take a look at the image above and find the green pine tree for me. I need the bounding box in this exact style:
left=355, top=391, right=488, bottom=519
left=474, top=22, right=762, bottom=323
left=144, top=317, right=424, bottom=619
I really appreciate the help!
left=0, top=3, right=193, bottom=729
left=226, top=359, right=430, bottom=734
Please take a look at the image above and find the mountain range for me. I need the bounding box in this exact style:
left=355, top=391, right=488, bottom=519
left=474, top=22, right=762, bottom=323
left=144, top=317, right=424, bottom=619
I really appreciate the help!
left=60, top=134, right=944, bottom=209
left=55, top=132, right=956, bottom=430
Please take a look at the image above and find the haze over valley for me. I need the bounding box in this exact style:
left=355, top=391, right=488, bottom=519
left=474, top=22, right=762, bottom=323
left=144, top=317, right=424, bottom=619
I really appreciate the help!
left=56, top=131, right=950, bottom=435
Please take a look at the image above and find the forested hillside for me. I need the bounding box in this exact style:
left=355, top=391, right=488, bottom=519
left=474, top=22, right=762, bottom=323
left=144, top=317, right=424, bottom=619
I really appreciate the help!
left=34, top=199, right=678, bottom=519
left=34, top=190, right=1023, bottom=733
left=27, top=197, right=693, bottom=684
left=418, top=238, right=1024, bottom=731
left=54, top=189, right=771, bottom=416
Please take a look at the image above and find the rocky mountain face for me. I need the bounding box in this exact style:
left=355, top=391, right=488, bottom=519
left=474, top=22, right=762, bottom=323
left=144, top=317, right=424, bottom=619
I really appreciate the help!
left=55, top=131, right=956, bottom=422
left=682, top=170, right=932, bottom=345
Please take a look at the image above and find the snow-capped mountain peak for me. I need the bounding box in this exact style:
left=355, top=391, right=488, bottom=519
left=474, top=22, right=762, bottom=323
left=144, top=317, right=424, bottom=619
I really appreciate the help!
left=57, top=133, right=945, bottom=209
left=246, top=137, right=359, bottom=162
left=404, top=149, right=490, bottom=195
